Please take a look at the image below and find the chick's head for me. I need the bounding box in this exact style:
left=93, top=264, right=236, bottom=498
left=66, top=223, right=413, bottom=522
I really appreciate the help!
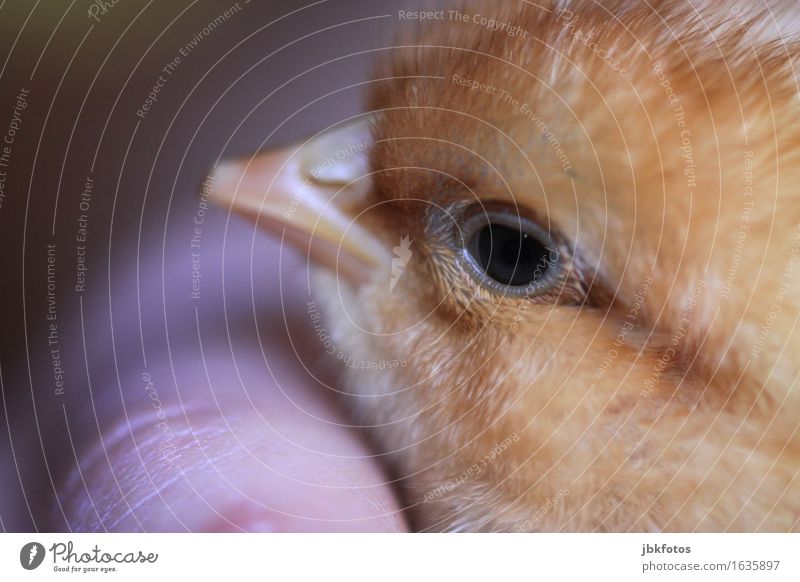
left=212, top=0, right=800, bottom=531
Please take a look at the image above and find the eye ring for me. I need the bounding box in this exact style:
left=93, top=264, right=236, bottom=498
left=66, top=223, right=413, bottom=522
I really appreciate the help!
left=458, top=207, right=561, bottom=297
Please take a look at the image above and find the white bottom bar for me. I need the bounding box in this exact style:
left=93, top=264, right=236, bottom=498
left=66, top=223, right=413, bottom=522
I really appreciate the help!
left=1, top=533, right=797, bottom=581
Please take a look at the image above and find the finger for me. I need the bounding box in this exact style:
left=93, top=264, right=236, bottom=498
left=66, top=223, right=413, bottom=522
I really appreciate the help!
left=57, top=360, right=406, bottom=532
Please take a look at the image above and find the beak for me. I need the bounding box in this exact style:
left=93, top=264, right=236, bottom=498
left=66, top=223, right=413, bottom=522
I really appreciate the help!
left=207, top=118, right=388, bottom=282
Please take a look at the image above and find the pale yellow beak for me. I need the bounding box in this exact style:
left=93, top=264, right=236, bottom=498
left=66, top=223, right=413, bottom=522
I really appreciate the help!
left=207, top=118, right=388, bottom=282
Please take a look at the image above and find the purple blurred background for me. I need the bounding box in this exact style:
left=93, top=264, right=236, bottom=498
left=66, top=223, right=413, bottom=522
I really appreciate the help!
left=0, top=0, right=415, bottom=531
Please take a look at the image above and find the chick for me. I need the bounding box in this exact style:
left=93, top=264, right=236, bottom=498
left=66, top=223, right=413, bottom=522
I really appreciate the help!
left=211, top=0, right=800, bottom=531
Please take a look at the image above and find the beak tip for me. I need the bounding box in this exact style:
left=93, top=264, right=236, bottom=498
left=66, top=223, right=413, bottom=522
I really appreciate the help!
left=205, top=160, right=243, bottom=207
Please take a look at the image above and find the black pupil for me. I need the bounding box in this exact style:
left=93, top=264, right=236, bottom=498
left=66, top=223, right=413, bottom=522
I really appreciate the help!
left=474, top=224, right=550, bottom=287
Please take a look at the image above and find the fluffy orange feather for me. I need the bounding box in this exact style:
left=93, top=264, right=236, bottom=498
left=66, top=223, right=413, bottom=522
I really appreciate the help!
left=307, top=0, right=800, bottom=531
left=212, top=0, right=800, bottom=532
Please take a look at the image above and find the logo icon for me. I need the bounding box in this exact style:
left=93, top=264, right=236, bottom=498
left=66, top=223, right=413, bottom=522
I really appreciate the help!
left=390, top=235, right=413, bottom=294
left=20, top=542, right=46, bottom=570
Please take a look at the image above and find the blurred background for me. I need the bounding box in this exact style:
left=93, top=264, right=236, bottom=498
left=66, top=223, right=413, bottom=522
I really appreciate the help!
left=0, top=0, right=412, bottom=532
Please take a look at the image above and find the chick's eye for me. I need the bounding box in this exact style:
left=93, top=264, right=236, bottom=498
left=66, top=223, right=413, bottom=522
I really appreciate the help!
left=461, top=209, right=560, bottom=296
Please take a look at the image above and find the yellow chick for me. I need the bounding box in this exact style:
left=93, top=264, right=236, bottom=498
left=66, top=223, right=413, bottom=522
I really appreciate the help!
left=210, top=0, right=800, bottom=531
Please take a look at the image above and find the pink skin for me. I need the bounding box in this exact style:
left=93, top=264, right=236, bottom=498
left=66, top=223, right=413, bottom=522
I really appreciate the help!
left=58, top=354, right=407, bottom=532
left=1, top=232, right=406, bottom=532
